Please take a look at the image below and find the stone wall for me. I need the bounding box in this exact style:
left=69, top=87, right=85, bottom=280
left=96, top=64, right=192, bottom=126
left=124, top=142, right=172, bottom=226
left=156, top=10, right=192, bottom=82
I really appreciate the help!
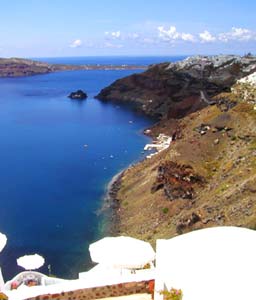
left=25, top=280, right=154, bottom=300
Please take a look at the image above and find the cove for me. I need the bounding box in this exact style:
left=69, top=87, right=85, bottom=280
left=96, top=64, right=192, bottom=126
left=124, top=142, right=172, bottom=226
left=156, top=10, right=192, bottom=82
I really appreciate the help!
left=0, top=68, right=154, bottom=280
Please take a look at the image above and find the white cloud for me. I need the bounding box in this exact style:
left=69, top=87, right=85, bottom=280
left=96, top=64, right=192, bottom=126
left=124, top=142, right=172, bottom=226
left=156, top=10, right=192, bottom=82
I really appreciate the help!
left=158, top=26, right=179, bottom=41
left=69, top=39, right=82, bottom=48
left=157, top=25, right=256, bottom=45
left=85, top=41, right=95, bottom=48
left=142, top=38, right=155, bottom=44
left=180, top=33, right=195, bottom=42
left=128, top=33, right=140, bottom=39
left=218, top=27, right=256, bottom=42
left=100, top=26, right=256, bottom=50
left=158, top=26, right=195, bottom=42
left=199, top=30, right=216, bottom=42
left=104, top=42, right=123, bottom=48
left=105, top=31, right=121, bottom=39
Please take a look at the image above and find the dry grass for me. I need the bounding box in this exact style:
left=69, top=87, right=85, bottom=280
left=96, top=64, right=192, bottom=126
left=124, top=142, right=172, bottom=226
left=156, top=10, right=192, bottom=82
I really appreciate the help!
left=115, top=88, right=256, bottom=245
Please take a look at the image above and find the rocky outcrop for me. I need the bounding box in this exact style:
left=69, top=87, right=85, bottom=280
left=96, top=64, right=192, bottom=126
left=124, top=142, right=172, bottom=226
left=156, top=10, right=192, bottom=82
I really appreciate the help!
left=151, top=161, right=205, bottom=200
left=96, top=55, right=256, bottom=119
left=113, top=92, right=256, bottom=243
left=68, top=90, right=87, bottom=100
left=104, top=56, right=256, bottom=243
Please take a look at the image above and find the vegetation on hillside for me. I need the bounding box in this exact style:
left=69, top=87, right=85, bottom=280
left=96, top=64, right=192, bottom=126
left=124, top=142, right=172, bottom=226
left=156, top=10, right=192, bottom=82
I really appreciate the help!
left=112, top=80, right=256, bottom=245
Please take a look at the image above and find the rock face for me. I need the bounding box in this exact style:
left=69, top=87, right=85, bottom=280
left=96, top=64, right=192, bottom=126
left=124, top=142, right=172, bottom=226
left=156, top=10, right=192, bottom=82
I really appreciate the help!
left=151, top=161, right=205, bottom=200
left=113, top=94, right=256, bottom=243
left=96, top=55, right=256, bottom=119
left=68, top=90, right=88, bottom=100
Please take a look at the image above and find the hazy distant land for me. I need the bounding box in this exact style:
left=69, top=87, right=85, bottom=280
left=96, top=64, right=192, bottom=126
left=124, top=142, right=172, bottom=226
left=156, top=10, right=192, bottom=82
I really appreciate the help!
left=0, top=57, right=146, bottom=77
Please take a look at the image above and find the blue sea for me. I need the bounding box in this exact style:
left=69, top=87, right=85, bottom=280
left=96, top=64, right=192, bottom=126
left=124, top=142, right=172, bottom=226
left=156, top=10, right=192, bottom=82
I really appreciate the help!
left=0, top=56, right=186, bottom=280
left=34, top=56, right=187, bottom=66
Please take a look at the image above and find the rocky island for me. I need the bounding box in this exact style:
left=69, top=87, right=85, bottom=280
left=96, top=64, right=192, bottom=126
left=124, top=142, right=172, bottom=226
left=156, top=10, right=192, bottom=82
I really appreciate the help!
left=68, top=90, right=88, bottom=100
left=0, top=57, right=146, bottom=77
left=99, top=55, right=256, bottom=245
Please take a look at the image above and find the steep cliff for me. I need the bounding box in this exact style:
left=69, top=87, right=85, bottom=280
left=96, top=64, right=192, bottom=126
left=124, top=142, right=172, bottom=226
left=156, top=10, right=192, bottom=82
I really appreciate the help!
left=110, top=81, right=256, bottom=244
left=104, top=58, right=256, bottom=245
left=96, top=55, right=256, bottom=119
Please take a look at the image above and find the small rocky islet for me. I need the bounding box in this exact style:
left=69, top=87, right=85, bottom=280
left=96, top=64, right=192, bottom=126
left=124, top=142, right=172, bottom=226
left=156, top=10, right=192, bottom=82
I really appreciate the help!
left=97, top=54, right=256, bottom=244
left=68, top=90, right=88, bottom=100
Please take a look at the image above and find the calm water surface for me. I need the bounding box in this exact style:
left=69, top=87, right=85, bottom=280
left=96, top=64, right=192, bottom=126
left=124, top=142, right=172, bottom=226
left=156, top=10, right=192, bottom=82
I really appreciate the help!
left=0, top=56, right=184, bottom=280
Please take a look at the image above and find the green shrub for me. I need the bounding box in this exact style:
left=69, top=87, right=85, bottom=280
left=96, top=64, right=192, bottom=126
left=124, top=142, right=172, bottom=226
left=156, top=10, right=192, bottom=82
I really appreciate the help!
left=160, top=288, right=183, bottom=300
left=162, top=207, right=169, bottom=214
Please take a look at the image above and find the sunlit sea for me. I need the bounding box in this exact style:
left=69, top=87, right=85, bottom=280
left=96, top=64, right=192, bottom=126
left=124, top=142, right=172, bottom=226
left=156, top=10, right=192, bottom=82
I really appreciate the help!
left=0, top=56, right=186, bottom=280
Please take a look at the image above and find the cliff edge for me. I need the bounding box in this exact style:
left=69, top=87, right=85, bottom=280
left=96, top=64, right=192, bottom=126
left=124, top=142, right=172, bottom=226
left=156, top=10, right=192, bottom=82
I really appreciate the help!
left=96, top=55, right=256, bottom=119
left=104, top=56, right=256, bottom=245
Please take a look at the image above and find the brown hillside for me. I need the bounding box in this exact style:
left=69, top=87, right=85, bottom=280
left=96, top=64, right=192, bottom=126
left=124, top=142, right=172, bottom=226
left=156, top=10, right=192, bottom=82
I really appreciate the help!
left=112, top=86, right=256, bottom=246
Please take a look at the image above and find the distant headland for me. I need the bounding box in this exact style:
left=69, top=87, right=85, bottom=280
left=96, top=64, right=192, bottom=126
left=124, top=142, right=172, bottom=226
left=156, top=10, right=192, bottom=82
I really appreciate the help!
left=0, top=57, right=146, bottom=77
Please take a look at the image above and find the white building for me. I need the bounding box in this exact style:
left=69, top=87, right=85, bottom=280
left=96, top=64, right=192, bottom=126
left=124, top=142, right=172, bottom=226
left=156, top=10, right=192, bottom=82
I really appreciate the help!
left=155, top=226, right=256, bottom=300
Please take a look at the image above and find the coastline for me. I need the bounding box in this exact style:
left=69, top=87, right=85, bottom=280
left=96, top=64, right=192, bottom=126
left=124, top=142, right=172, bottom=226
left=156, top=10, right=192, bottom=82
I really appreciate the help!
left=0, top=64, right=155, bottom=280
left=99, top=113, right=177, bottom=237
left=99, top=128, right=153, bottom=237
left=100, top=97, right=256, bottom=245
left=93, top=54, right=256, bottom=244
left=99, top=170, right=125, bottom=237
left=101, top=129, right=159, bottom=238
left=0, top=57, right=146, bottom=78
left=100, top=120, right=161, bottom=237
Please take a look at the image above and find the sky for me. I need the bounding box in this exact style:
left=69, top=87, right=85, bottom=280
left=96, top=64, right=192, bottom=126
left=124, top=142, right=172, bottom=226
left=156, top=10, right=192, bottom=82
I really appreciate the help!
left=0, top=0, right=255, bottom=57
